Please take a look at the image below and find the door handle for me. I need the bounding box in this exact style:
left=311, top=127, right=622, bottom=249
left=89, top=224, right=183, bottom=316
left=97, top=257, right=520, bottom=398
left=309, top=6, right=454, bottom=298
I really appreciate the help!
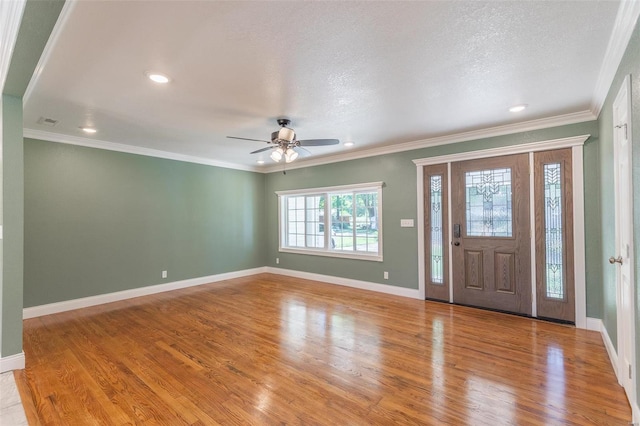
left=453, top=224, right=461, bottom=239
left=609, top=256, right=623, bottom=265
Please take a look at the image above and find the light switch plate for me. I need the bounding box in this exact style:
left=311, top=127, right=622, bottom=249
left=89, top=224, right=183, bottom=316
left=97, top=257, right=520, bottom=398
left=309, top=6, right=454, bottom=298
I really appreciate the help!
left=400, top=219, right=414, bottom=228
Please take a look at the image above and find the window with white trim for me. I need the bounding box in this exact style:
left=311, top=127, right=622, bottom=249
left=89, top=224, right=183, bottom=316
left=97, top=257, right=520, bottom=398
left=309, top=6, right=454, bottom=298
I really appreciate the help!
left=277, top=182, right=383, bottom=261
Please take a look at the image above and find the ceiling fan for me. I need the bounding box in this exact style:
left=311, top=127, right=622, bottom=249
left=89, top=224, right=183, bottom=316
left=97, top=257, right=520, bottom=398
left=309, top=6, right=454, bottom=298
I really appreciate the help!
left=227, top=119, right=340, bottom=163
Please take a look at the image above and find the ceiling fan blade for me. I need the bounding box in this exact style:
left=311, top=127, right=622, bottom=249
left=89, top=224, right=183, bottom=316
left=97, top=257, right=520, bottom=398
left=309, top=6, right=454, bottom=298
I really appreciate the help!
left=250, top=146, right=277, bottom=154
left=294, top=146, right=312, bottom=157
left=227, top=136, right=271, bottom=143
left=298, top=139, right=340, bottom=146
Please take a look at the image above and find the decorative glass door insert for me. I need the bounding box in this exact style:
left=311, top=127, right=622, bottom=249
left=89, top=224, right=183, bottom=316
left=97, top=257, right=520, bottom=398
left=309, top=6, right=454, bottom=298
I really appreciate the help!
left=430, top=175, right=444, bottom=284
left=543, top=163, right=564, bottom=299
left=423, top=163, right=449, bottom=302
left=465, top=168, right=513, bottom=237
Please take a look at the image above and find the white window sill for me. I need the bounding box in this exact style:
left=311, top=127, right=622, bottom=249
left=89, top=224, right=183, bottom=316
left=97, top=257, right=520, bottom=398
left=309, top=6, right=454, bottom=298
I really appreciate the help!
left=279, top=247, right=383, bottom=262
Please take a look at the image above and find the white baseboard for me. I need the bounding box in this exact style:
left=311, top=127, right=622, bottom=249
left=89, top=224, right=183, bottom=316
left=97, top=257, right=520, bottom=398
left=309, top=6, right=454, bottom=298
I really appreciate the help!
left=585, top=317, right=602, bottom=332
left=265, top=266, right=422, bottom=299
left=601, top=322, right=620, bottom=383
left=583, top=318, right=639, bottom=421
left=23, top=267, right=268, bottom=319
left=586, top=317, right=619, bottom=382
left=0, top=352, right=25, bottom=373
left=22, top=266, right=420, bottom=319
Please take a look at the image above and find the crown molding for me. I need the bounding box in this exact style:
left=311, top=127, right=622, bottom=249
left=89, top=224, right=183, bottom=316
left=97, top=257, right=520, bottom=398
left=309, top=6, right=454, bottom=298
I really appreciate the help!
left=25, top=109, right=595, bottom=175
left=412, top=134, right=589, bottom=166
left=590, top=0, right=640, bottom=117
left=263, top=110, right=596, bottom=173
left=22, top=0, right=75, bottom=104
left=0, top=0, right=26, bottom=92
left=23, top=128, right=261, bottom=172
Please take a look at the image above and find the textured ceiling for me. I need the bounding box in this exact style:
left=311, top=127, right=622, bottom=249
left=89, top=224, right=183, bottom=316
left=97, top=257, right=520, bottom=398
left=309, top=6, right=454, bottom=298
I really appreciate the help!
left=23, top=1, right=621, bottom=169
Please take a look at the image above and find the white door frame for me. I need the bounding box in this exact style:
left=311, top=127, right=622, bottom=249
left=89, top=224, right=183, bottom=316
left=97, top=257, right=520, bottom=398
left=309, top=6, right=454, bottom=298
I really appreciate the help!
left=413, top=134, right=589, bottom=328
left=612, top=75, right=637, bottom=416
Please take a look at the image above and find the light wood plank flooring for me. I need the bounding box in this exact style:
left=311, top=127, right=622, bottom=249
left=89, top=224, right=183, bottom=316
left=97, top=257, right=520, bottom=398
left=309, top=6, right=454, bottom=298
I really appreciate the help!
left=18, top=274, right=630, bottom=425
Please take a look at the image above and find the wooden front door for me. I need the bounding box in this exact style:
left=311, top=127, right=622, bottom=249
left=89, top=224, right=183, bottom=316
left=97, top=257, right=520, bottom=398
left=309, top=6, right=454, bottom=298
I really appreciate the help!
left=450, top=154, right=531, bottom=315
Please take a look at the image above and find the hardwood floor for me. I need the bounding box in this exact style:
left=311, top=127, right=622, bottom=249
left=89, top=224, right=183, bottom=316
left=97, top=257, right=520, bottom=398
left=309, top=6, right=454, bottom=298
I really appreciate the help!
left=18, top=274, right=630, bottom=425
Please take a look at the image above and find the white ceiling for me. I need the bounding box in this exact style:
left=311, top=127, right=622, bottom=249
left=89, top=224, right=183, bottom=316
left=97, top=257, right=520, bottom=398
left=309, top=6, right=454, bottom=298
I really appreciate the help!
left=23, top=1, right=624, bottom=171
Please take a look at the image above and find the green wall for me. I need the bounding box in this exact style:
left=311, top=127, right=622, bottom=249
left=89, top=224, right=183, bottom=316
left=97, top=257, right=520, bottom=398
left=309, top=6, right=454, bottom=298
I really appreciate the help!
left=23, top=139, right=266, bottom=307
left=597, top=16, right=640, bottom=406
left=265, top=121, right=603, bottom=317
left=1, top=0, right=64, bottom=362
left=26, top=119, right=602, bottom=315
left=1, top=95, right=24, bottom=357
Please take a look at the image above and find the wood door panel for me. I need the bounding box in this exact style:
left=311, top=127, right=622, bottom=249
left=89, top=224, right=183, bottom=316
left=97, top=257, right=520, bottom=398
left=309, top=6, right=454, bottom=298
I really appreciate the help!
left=495, top=252, right=515, bottom=294
left=464, top=250, right=484, bottom=290
left=451, top=153, right=531, bottom=315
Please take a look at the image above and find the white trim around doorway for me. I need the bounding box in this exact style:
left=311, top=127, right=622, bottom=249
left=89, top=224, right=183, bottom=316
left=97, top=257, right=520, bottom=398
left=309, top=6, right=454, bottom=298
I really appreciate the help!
left=612, top=74, right=637, bottom=422
left=413, top=134, right=590, bottom=328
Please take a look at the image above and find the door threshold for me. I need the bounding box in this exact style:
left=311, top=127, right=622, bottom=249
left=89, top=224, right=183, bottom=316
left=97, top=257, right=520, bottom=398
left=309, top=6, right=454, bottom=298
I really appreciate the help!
left=424, top=298, right=575, bottom=326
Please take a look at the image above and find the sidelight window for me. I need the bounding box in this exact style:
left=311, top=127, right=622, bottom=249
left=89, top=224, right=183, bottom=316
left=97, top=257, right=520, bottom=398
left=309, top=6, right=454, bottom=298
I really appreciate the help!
left=543, top=163, right=564, bottom=299
left=430, top=175, right=444, bottom=284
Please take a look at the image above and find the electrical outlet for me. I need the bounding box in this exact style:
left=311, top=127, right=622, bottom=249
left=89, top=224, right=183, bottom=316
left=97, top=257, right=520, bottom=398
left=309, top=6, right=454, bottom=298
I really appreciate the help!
left=384, top=271, right=389, bottom=280
left=162, top=270, right=167, bottom=279
left=276, top=258, right=280, bottom=264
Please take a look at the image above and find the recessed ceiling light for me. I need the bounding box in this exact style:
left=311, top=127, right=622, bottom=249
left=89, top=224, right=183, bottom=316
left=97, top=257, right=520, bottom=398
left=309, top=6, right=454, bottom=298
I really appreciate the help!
left=146, top=72, right=170, bottom=84
left=81, top=127, right=97, bottom=134
left=257, top=160, right=265, bottom=165
left=344, top=141, right=355, bottom=147
left=509, top=104, right=528, bottom=113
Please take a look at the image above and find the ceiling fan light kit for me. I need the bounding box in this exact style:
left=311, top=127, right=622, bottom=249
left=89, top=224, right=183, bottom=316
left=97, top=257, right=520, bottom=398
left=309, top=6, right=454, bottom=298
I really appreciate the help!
left=228, top=118, right=340, bottom=164
left=270, top=147, right=284, bottom=162
left=284, top=148, right=298, bottom=163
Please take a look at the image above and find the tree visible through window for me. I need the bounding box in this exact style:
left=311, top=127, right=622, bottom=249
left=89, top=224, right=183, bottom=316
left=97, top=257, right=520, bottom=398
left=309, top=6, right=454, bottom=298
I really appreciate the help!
left=277, top=183, right=383, bottom=261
